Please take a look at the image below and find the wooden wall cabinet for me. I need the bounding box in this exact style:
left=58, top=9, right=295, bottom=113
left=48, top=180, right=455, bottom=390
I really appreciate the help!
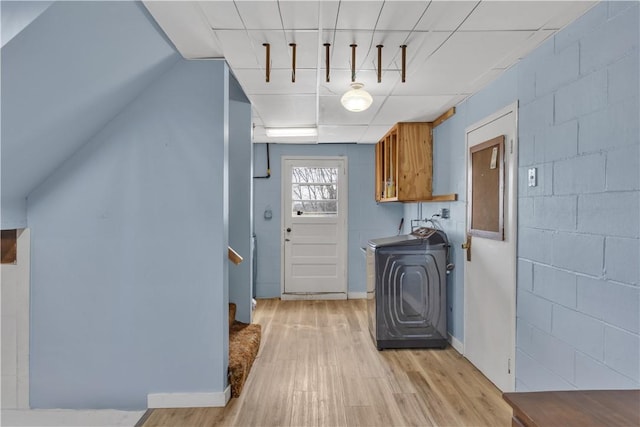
left=375, top=121, right=457, bottom=203
left=374, top=107, right=458, bottom=203
left=375, top=122, right=432, bottom=202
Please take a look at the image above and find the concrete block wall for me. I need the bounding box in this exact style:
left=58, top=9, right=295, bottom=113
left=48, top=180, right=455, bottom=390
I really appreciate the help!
left=405, top=1, right=638, bottom=391
left=516, top=1, right=639, bottom=391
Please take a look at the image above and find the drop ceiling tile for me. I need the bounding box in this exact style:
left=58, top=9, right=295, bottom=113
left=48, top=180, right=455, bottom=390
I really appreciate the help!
left=431, top=31, right=536, bottom=69
left=279, top=1, right=320, bottom=29
left=318, top=125, right=367, bottom=143
left=391, top=76, right=466, bottom=97
left=319, top=1, right=341, bottom=30
left=394, top=30, right=535, bottom=95
left=403, top=67, right=478, bottom=95
left=493, top=30, right=556, bottom=69
left=263, top=30, right=319, bottom=70
left=326, top=30, right=430, bottom=72
left=320, top=69, right=400, bottom=97
left=143, top=1, right=223, bottom=59
left=216, top=30, right=319, bottom=70
left=460, top=1, right=592, bottom=31
left=213, top=30, right=260, bottom=69
left=234, top=69, right=318, bottom=95
left=375, top=2, right=435, bottom=31
left=355, top=31, right=434, bottom=73
left=414, top=2, right=480, bottom=31
left=199, top=2, right=244, bottom=30
left=251, top=94, right=317, bottom=127
left=144, top=0, right=599, bottom=145
left=382, top=31, right=451, bottom=82
left=374, top=95, right=455, bottom=124
left=359, top=125, right=392, bottom=144
left=326, top=31, right=376, bottom=70
left=544, top=2, right=597, bottom=29
left=335, top=1, right=386, bottom=30
left=319, top=95, right=383, bottom=126
left=233, top=1, right=281, bottom=29
left=462, top=68, right=507, bottom=96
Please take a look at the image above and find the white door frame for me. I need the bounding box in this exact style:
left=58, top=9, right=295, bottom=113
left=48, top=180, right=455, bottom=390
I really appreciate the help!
left=463, top=101, right=518, bottom=391
left=280, top=156, right=348, bottom=300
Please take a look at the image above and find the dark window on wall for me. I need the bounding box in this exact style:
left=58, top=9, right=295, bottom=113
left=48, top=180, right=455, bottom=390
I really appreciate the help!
left=1, top=229, right=17, bottom=264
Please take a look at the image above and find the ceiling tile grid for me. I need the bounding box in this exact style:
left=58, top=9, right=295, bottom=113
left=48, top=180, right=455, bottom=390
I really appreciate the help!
left=144, top=0, right=597, bottom=143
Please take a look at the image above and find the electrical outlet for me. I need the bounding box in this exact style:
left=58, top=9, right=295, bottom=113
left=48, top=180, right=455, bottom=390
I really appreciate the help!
left=528, top=168, right=537, bottom=187
left=441, top=208, right=450, bottom=219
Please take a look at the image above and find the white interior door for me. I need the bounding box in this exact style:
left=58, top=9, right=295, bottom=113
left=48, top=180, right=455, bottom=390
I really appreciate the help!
left=282, top=157, right=347, bottom=298
left=464, top=102, right=518, bottom=392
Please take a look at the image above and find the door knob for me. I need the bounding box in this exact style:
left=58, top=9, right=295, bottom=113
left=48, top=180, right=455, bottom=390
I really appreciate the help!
left=462, top=233, right=472, bottom=262
left=286, top=228, right=292, bottom=232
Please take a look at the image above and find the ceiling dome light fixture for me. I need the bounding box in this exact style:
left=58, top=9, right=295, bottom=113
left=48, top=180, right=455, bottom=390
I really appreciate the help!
left=341, top=82, right=373, bottom=112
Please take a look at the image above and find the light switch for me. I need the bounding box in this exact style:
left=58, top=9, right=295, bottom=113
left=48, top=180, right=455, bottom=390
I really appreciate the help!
left=528, top=168, right=537, bottom=187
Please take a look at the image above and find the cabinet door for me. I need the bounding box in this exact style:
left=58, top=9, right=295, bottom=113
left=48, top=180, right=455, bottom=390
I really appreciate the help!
left=397, top=123, right=432, bottom=201
left=375, top=122, right=432, bottom=202
left=375, top=142, right=383, bottom=201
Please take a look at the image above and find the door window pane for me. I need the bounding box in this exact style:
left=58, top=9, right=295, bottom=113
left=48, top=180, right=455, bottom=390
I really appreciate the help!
left=291, top=167, right=338, bottom=216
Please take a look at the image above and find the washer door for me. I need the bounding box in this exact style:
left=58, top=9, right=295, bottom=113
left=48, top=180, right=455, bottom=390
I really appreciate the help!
left=377, top=249, right=446, bottom=340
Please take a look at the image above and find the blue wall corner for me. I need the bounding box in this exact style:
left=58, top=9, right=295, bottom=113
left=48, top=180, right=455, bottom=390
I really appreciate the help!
left=1, top=0, right=180, bottom=227
left=27, top=59, right=230, bottom=409
left=228, top=72, right=254, bottom=324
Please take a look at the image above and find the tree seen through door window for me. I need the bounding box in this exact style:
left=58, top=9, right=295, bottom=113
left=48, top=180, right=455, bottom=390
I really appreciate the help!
left=291, top=167, right=338, bottom=216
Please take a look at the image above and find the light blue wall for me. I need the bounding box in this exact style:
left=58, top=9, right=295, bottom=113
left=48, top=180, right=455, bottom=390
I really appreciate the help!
left=27, top=59, right=231, bottom=409
left=253, top=143, right=404, bottom=298
left=402, top=70, right=522, bottom=344
left=2, top=1, right=246, bottom=409
left=405, top=1, right=639, bottom=391
left=1, top=1, right=179, bottom=228
left=228, top=74, right=253, bottom=323
left=1, top=1, right=53, bottom=47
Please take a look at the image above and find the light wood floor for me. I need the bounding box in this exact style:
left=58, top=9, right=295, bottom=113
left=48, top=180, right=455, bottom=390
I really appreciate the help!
left=138, top=299, right=512, bottom=427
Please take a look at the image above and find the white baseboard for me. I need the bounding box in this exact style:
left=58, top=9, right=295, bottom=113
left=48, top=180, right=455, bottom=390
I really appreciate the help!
left=281, top=293, right=347, bottom=300
left=147, top=387, right=230, bottom=408
left=448, top=333, right=464, bottom=354
left=347, top=292, right=367, bottom=299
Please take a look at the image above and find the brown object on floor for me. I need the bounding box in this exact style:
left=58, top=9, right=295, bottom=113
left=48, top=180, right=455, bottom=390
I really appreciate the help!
left=228, top=303, right=261, bottom=398
left=503, top=389, right=640, bottom=427
left=139, top=299, right=511, bottom=427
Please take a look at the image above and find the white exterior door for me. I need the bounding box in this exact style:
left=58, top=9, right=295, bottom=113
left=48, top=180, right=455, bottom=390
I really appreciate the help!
left=282, top=157, right=347, bottom=299
left=464, top=102, right=518, bottom=392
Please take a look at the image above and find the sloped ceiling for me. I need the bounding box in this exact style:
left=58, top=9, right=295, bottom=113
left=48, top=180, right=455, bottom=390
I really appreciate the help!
left=144, top=0, right=596, bottom=143
left=1, top=1, right=180, bottom=227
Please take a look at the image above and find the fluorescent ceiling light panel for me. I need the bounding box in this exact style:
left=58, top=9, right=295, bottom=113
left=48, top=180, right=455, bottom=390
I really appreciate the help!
left=265, top=127, right=318, bottom=138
